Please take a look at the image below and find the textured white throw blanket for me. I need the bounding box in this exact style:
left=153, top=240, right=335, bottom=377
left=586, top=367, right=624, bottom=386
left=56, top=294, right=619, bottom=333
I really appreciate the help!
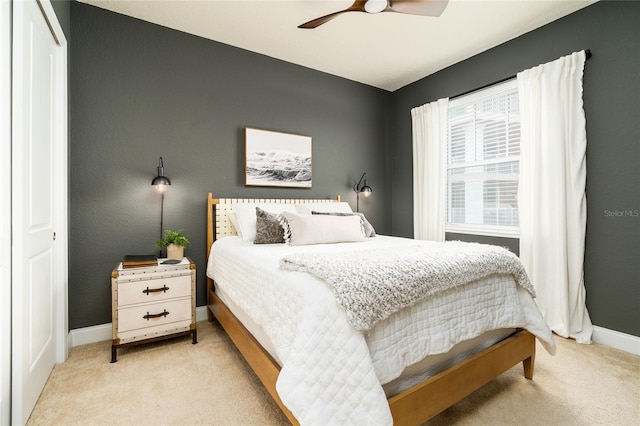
left=281, top=241, right=536, bottom=331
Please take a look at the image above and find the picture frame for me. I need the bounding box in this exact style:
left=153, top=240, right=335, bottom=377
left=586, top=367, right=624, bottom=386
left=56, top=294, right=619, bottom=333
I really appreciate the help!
left=244, top=127, right=312, bottom=188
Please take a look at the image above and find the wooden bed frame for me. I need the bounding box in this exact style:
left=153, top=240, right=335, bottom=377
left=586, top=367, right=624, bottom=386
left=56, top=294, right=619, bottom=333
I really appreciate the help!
left=205, top=193, right=536, bottom=425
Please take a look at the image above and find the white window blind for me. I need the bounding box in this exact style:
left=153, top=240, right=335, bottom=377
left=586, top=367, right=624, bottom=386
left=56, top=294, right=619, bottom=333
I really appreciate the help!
left=446, top=79, right=520, bottom=237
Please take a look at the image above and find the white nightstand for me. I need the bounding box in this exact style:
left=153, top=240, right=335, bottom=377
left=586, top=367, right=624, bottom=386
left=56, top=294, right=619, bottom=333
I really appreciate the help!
left=110, top=257, right=197, bottom=362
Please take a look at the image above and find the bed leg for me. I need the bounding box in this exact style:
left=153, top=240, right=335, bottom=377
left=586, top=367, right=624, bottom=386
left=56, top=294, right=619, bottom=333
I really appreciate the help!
left=523, top=353, right=535, bottom=379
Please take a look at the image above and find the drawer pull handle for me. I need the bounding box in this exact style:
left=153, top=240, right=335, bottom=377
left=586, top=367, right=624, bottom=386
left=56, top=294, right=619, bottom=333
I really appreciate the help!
left=143, top=310, right=170, bottom=320
left=143, top=285, right=169, bottom=295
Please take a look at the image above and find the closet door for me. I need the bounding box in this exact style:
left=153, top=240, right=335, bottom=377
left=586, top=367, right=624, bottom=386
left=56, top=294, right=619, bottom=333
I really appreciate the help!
left=11, top=0, right=67, bottom=424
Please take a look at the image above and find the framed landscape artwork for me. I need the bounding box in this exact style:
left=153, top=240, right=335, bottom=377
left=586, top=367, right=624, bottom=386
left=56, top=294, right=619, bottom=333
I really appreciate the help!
left=244, top=127, right=312, bottom=188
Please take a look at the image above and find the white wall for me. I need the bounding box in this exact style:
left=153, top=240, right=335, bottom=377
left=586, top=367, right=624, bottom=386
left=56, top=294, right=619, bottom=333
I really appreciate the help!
left=1, top=1, right=12, bottom=424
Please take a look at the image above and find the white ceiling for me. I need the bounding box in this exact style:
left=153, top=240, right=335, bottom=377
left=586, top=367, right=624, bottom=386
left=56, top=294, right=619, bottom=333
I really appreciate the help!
left=79, top=0, right=597, bottom=91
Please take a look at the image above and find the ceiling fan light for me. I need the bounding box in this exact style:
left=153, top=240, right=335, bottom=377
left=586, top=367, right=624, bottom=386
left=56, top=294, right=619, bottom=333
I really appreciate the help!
left=364, top=0, right=388, bottom=14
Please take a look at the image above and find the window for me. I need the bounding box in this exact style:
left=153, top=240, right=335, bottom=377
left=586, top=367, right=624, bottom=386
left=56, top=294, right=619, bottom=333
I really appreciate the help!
left=446, top=80, right=520, bottom=237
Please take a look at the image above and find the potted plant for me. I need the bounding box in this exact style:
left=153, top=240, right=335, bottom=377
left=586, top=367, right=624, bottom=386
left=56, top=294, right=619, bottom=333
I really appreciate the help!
left=156, top=229, right=191, bottom=260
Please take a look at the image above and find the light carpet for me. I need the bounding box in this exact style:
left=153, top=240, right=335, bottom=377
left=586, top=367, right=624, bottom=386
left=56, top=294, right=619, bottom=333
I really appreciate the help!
left=27, top=321, right=639, bottom=425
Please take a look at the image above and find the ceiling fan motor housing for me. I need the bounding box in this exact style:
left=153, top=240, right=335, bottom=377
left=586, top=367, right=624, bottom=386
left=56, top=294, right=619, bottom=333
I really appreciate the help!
left=365, top=0, right=388, bottom=14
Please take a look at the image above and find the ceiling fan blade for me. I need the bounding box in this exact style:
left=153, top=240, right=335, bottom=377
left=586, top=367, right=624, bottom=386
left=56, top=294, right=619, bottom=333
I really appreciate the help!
left=388, top=0, right=449, bottom=17
left=298, top=10, right=351, bottom=29
left=298, top=0, right=367, bottom=29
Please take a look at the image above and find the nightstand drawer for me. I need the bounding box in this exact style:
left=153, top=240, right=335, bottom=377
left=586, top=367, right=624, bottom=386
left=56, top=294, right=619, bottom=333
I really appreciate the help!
left=117, top=298, right=191, bottom=333
left=117, top=274, right=191, bottom=306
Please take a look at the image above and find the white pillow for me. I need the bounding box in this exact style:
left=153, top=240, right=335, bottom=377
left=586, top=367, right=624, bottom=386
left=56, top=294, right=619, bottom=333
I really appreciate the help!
left=281, top=211, right=365, bottom=246
left=295, top=202, right=353, bottom=215
left=228, top=212, right=243, bottom=239
left=233, top=203, right=297, bottom=242
left=311, top=211, right=376, bottom=238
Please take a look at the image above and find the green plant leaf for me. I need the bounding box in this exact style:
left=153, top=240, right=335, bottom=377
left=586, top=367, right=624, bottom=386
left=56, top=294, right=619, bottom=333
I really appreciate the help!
left=156, top=229, right=191, bottom=249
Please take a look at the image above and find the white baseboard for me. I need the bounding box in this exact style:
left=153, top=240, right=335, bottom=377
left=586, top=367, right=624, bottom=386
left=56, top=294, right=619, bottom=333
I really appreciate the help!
left=592, top=325, right=640, bottom=356
left=69, top=306, right=210, bottom=347
left=69, top=309, right=640, bottom=356
left=69, top=322, right=112, bottom=347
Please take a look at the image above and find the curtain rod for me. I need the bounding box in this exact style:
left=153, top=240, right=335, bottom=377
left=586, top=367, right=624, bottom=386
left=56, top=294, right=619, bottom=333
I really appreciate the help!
left=450, top=49, right=591, bottom=100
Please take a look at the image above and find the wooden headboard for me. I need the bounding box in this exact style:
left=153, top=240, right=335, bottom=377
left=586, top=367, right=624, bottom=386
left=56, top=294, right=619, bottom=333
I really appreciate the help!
left=206, top=192, right=341, bottom=260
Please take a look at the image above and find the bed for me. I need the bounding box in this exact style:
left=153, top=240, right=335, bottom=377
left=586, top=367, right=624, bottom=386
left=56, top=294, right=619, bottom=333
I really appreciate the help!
left=205, top=193, right=555, bottom=425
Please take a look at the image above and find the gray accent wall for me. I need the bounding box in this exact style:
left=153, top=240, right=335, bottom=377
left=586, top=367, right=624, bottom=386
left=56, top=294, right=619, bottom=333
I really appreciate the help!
left=69, top=2, right=391, bottom=329
left=390, top=1, right=640, bottom=337
left=51, top=0, right=70, bottom=39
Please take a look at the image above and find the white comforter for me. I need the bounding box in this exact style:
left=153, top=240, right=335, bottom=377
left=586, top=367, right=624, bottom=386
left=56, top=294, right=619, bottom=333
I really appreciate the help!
left=207, top=235, right=555, bottom=426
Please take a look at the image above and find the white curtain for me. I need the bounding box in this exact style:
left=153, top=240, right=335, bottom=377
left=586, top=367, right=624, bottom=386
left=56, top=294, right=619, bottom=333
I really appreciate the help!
left=517, top=51, right=593, bottom=343
left=411, top=98, right=448, bottom=241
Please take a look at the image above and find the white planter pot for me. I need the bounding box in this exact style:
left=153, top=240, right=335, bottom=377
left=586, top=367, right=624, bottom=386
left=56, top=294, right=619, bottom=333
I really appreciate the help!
left=166, top=243, right=184, bottom=260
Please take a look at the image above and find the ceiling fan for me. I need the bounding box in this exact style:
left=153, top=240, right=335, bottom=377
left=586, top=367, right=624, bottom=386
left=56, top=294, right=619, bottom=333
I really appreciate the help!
left=298, top=0, right=449, bottom=29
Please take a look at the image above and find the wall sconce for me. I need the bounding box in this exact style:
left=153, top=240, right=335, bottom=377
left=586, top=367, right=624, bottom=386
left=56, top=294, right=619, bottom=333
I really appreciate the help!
left=151, top=157, right=171, bottom=256
left=151, top=157, right=171, bottom=193
left=353, top=172, right=372, bottom=212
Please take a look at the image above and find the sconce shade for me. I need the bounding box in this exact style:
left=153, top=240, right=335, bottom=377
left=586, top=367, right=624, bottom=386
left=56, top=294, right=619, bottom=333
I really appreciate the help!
left=152, top=157, right=171, bottom=193
left=360, top=181, right=372, bottom=196
left=152, top=175, right=171, bottom=188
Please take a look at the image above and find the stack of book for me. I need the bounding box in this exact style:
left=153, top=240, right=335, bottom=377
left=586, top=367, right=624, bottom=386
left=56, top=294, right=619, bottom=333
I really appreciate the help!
left=122, top=254, right=158, bottom=269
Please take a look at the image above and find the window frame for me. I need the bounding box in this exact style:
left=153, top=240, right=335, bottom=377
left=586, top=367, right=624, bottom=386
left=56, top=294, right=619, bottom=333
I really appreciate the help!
left=446, top=79, right=521, bottom=238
